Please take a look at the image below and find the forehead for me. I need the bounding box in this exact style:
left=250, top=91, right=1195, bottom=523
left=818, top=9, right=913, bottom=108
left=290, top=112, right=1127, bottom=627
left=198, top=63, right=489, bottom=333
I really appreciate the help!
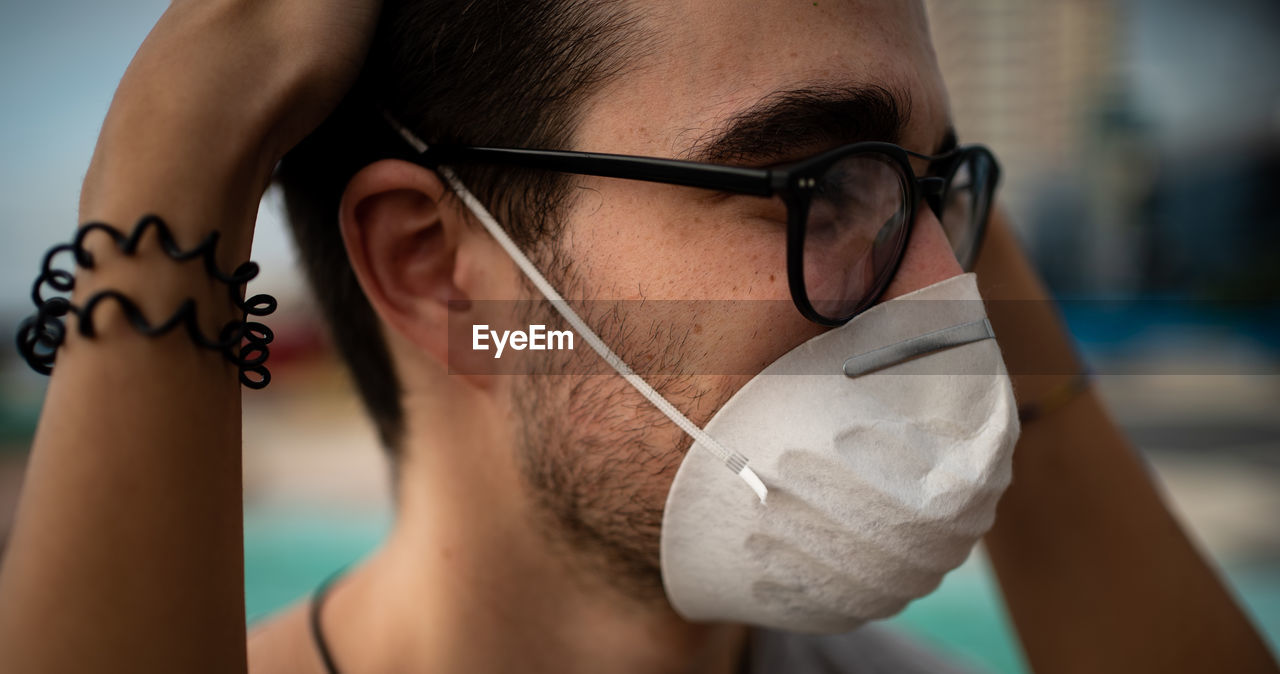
left=576, top=0, right=948, bottom=156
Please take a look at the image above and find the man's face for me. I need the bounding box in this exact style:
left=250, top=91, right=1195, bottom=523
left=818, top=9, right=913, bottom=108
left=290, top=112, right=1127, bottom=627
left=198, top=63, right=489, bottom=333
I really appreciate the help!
left=503, top=0, right=960, bottom=600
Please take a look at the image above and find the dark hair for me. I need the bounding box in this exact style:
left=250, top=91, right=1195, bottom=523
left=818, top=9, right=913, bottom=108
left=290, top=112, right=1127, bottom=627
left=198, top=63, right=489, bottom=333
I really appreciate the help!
left=277, top=0, right=649, bottom=457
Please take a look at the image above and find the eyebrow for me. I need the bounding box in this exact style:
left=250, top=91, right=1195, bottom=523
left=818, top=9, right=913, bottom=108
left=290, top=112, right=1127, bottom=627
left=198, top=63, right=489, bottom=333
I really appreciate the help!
left=685, top=83, right=958, bottom=166
left=684, top=83, right=913, bottom=165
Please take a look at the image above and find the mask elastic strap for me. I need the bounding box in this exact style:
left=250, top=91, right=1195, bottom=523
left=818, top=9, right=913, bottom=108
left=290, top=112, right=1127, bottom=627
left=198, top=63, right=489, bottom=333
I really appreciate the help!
left=435, top=166, right=768, bottom=503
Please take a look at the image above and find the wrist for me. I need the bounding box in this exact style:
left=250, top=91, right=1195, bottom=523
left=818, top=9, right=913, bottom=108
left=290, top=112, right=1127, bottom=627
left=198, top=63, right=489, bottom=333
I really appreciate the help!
left=1015, top=371, right=1092, bottom=424
left=79, top=102, right=274, bottom=262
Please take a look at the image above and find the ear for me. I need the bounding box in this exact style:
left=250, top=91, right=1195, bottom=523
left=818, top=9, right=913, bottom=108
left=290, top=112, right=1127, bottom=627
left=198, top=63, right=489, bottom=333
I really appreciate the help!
left=338, top=159, right=473, bottom=373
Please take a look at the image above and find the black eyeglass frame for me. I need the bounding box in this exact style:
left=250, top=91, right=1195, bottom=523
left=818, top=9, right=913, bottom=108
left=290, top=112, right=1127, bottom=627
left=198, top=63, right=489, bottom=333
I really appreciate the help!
left=405, top=140, right=1000, bottom=326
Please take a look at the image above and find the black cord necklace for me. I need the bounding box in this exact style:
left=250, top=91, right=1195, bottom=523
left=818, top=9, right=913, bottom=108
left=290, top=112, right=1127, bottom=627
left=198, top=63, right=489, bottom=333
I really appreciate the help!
left=309, top=570, right=345, bottom=674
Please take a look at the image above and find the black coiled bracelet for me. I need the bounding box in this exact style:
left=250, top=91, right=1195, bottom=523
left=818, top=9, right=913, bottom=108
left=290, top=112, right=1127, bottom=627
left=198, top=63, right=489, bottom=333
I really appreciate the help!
left=14, top=215, right=278, bottom=389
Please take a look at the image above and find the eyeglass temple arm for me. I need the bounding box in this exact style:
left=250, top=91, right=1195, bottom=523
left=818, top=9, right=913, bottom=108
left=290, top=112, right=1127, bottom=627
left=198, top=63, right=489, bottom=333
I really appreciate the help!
left=382, top=110, right=778, bottom=197
left=433, top=146, right=780, bottom=197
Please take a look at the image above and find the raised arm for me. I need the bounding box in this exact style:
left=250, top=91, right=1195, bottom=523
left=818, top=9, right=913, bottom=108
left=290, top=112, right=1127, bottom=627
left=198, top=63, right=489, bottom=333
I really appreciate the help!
left=0, top=2, right=379, bottom=671
left=977, top=210, right=1278, bottom=673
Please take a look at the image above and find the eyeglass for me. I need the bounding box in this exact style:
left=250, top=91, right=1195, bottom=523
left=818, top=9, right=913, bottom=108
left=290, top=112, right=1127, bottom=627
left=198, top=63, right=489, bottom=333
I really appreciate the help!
left=393, top=128, right=1000, bottom=326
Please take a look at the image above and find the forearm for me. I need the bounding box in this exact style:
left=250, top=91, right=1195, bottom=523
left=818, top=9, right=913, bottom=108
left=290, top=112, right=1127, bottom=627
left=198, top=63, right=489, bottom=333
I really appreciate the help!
left=0, top=175, right=257, bottom=669
left=0, top=6, right=288, bottom=672
left=977, top=213, right=1277, bottom=673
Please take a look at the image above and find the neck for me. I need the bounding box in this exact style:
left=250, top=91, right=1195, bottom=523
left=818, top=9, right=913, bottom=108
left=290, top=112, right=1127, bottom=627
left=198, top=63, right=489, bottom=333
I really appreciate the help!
left=321, top=391, right=748, bottom=674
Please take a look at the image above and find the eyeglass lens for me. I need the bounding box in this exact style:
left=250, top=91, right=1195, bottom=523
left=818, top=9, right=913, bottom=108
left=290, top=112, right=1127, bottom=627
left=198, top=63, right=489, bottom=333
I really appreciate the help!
left=801, top=152, right=910, bottom=321
left=939, top=151, right=994, bottom=272
left=802, top=149, right=992, bottom=322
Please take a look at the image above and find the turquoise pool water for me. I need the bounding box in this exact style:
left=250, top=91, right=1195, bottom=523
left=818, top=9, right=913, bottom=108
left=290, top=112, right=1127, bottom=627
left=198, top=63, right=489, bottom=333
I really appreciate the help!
left=245, top=508, right=1280, bottom=673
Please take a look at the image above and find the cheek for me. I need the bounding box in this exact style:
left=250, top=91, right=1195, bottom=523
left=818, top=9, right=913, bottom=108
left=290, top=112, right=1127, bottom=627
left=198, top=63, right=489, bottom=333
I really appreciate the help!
left=561, top=189, right=817, bottom=380
left=563, top=184, right=792, bottom=301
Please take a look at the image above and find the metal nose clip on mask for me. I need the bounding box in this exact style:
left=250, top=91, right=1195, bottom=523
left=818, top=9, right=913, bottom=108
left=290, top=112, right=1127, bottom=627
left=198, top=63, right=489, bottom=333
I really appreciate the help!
left=388, top=114, right=1020, bottom=632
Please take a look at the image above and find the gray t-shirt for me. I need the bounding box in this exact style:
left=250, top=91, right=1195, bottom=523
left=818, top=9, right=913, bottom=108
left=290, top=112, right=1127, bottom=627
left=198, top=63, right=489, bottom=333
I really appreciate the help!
left=744, top=625, right=980, bottom=674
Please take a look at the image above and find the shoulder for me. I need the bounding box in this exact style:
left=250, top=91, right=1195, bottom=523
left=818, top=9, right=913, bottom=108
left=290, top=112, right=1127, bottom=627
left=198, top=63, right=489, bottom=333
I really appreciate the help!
left=248, top=600, right=328, bottom=674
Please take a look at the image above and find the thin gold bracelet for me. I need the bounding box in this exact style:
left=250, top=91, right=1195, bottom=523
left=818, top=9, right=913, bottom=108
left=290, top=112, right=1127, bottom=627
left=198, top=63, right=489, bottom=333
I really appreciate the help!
left=1016, top=370, right=1092, bottom=424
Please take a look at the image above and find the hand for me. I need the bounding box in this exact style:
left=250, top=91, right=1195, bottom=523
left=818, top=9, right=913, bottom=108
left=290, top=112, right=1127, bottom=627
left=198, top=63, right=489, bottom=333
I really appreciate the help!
left=81, top=0, right=383, bottom=237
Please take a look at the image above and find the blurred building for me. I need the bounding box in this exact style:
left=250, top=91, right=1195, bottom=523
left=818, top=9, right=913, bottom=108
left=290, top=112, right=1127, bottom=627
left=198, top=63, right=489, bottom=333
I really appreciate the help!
left=926, top=0, right=1280, bottom=302
left=926, top=0, right=1121, bottom=221
left=925, top=0, right=1141, bottom=294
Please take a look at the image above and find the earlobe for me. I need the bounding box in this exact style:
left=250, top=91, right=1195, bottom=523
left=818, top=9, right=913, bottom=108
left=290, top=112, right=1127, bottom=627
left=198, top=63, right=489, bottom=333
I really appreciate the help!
left=338, top=159, right=470, bottom=369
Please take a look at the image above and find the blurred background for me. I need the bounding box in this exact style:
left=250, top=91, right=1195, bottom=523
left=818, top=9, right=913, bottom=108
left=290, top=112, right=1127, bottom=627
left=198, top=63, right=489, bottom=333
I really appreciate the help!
left=0, top=0, right=1277, bottom=671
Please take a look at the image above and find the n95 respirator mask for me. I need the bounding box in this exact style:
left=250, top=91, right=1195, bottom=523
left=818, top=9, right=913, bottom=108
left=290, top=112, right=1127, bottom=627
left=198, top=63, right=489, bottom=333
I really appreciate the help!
left=659, top=271, right=1018, bottom=632
left=441, top=168, right=1019, bottom=634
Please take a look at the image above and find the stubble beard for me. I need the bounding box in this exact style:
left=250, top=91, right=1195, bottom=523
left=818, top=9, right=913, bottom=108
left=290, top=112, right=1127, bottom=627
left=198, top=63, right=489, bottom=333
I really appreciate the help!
left=508, top=270, right=730, bottom=606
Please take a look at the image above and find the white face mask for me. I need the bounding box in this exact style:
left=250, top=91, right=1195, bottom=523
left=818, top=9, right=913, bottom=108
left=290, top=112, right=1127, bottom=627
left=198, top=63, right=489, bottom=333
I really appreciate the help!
left=660, top=271, right=1019, bottom=632
left=440, top=168, right=1019, bottom=634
